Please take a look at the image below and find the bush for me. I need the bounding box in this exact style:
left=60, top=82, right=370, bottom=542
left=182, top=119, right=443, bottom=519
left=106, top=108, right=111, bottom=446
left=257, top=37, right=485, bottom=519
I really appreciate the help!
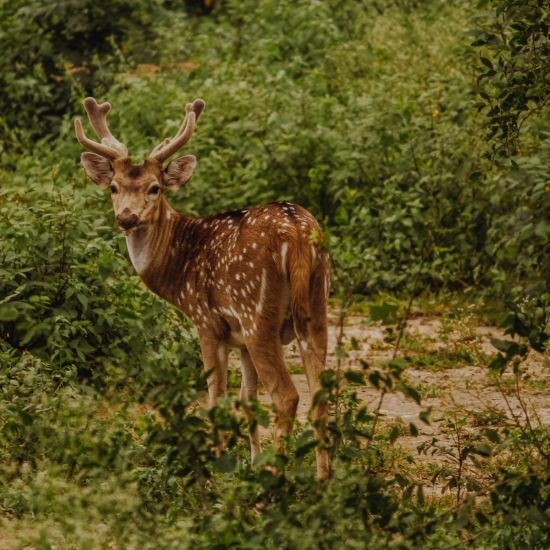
left=0, top=0, right=173, bottom=147
left=0, top=148, right=200, bottom=385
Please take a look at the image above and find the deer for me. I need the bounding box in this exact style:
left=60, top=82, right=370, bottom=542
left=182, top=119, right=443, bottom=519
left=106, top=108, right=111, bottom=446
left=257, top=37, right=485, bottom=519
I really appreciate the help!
left=74, top=97, right=331, bottom=479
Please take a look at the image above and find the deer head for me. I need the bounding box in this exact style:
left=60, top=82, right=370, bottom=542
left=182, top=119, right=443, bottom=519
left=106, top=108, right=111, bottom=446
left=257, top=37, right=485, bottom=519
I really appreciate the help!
left=74, top=97, right=205, bottom=231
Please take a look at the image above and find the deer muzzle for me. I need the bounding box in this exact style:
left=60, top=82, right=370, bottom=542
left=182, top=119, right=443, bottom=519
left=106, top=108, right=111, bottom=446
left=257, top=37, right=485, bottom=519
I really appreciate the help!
left=116, top=210, right=139, bottom=231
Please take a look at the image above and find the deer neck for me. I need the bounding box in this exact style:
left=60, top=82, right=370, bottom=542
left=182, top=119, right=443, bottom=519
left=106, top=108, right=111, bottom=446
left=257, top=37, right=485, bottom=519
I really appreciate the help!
left=125, top=198, right=189, bottom=302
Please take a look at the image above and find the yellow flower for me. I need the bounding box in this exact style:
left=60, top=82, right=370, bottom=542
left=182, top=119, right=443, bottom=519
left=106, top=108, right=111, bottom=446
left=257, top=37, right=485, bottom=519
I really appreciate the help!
left=432, top=108, right=441, bottom=118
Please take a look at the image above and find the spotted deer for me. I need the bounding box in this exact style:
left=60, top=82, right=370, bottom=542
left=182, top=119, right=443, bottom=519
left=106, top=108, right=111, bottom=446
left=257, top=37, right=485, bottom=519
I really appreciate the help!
left=74, top=97, right=331, bottom=479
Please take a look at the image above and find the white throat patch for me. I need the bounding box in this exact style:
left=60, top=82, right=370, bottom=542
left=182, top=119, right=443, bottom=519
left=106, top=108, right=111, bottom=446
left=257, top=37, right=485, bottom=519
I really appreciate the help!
left=126, top=233, right=151, bottom=275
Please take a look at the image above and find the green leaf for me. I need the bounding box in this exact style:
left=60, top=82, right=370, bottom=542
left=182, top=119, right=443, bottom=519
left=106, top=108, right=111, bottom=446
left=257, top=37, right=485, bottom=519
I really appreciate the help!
left=419, top=407, right=432, bottom=425
left=344, top=371, right=364, bottom=385
left=369, top=301, right=399, bottom=324
left=399, top=382, right=421, bottom=404
left=489, top=354, right=508, bottom=374
left=490, top=337, right=517, bottom=354
left=0, top=307, right=20, bottom=321
left=296, top=440, right=318, bottom=458
left=213, top=454, right=237, bottom=473
left=76, top=292, right=88, bottom=308
left=480, top=56, right=493, bottom=69
left=482, top=428, right=501, bottom=444
left=471, top=443, right=492, bottom=457
left=312, top=388, right=328, bottom=408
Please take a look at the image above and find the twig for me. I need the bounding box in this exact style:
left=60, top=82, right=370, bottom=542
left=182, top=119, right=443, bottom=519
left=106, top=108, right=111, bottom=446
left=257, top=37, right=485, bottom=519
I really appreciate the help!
left=334, top=298, right=349, bottom=424
left=330, top=294, right=351, bottom=460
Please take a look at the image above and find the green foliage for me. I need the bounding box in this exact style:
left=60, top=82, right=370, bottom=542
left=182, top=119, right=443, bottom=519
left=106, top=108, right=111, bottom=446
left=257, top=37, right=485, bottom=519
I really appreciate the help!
left=0, top=341, right=460, bottom=548
left=0, top=0, right=549, bottom=547
left=472, top=0, right=550, bottom=352
left=0, top=154, right=199, bottom=384
left=0, top=0, right=173, bottom=146
left=472, top=0, right=549, bottom=155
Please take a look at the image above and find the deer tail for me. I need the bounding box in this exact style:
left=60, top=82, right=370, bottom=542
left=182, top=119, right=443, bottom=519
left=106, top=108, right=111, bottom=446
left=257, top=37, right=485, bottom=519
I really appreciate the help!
left=287, top=239, right=312, bottom=340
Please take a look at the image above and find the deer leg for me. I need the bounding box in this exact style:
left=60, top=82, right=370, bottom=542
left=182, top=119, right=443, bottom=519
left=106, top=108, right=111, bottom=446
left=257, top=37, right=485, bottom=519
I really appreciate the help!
left=297, top=339, right=330, bottom=480
left=246, top=335, right=299, bottom=454
left=240, top=347, right=261, bottom=461
left=295, top=274, right=331, bottom=480
left=198, top=333, right=228, bottom=407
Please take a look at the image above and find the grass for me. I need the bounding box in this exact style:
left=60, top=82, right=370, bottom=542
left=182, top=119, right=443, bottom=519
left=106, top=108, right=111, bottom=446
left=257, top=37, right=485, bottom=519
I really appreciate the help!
left=469, top=406, right=508, bottom=427
left=417, top=383, right=443, bottom=399
left=417, top=351, right=473, bottom=369
left=287, top=363, right=304, bottom=374
left=489, top=374, right=550, bottom=395
left=228, top=366, right=242, bottom=388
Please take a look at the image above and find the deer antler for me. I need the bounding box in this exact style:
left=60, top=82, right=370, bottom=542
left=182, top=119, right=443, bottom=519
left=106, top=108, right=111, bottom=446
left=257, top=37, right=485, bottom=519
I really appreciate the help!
left=74, top=97, right=128, bottom=160
left=148, top=98, right=205, bottom=162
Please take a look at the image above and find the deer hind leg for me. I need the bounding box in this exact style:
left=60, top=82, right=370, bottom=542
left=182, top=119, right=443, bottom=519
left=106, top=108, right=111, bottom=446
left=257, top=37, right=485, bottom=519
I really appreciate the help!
left=198, top=333, right=229, bottom=407
left=245, top=333, right=299, bottom=454
left=295, top=269, right=330, bottom=480
left=240, top=347, right=261, bottom=461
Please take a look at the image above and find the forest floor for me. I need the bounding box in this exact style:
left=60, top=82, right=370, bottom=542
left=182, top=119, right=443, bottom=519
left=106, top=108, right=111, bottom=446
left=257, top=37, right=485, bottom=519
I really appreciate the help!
left=228, top=306, right=550, bottom=493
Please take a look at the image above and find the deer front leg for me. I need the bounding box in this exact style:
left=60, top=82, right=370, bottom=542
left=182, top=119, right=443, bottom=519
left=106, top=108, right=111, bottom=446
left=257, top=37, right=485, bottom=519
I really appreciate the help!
left=240, top=348, right=261, bottom=461
left=198, top=333, right=228, bottom=407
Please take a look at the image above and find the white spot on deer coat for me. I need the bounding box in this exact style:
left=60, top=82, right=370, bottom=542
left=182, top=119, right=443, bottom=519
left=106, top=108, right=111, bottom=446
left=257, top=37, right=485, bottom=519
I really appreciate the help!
left=256, top=268, right=268, bottom=314
left=281, top=242, right=288, bottom=274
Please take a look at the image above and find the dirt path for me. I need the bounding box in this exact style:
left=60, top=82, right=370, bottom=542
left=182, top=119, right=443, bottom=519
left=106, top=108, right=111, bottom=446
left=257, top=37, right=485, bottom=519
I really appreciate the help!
left=230, top=312, right=550, bottom=466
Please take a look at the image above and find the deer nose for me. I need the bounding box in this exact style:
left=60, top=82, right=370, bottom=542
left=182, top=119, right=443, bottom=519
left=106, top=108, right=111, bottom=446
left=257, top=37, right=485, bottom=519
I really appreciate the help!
left=116, top=209, right=139, bottom=230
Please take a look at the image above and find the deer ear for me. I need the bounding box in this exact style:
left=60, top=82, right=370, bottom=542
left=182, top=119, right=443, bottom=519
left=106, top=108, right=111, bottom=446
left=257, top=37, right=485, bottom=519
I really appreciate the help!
left=164, top=155, right=197, bottom=190
left=81, top=152, right=113, bottom=187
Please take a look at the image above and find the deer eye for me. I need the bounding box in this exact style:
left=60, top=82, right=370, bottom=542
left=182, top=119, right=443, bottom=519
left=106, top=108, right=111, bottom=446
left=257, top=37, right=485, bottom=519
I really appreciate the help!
left=148, top=184, right=161, bottom=195
left=109, top=184, right=118, bottom=194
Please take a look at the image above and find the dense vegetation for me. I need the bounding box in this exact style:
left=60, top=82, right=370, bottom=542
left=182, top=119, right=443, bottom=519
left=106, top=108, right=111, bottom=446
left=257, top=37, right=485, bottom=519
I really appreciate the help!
left=0, top=0, right=548, bottom=547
